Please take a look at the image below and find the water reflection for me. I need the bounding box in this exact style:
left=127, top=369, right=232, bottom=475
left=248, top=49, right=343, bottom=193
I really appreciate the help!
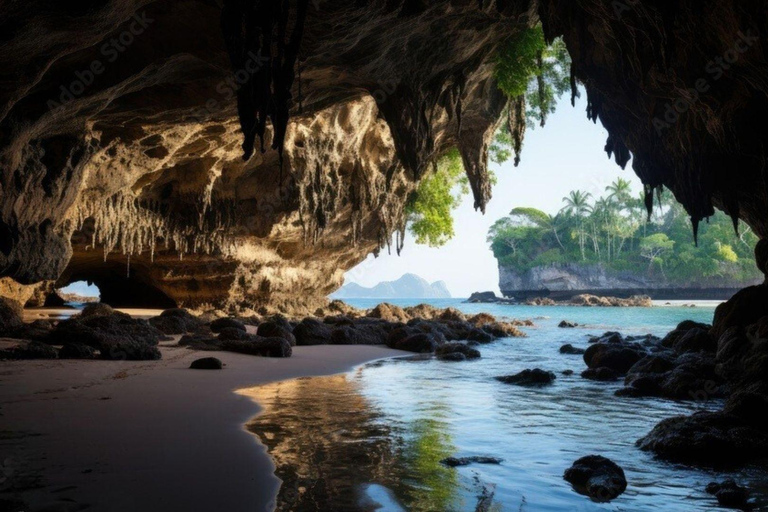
left=243, top=375, right=494, bottom=512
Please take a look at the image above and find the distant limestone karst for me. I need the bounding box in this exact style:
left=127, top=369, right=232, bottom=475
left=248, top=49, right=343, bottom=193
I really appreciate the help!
left=330, top=273, right=451, bottom=299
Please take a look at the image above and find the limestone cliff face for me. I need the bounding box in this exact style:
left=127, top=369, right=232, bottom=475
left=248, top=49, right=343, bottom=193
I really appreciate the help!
left=1, top=1, right=768, bottom=312
left=0, top=1, right=515, bottom=312
left=499, top=263, right=763, bottom=300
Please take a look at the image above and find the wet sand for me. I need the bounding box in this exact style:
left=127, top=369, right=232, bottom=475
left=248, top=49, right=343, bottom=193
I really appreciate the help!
left=0, top=342, right=408, bottom=512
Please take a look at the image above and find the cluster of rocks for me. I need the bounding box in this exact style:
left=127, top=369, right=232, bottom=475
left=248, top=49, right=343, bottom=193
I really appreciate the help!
left=570, top=294, right=653, bottom=307
left=705, top=480, right=751, bottom=509
left=1, top=299, right=531, bottom=364
left=466, top=292, right=652, bottom=308
left=526, top=294, right=652, bottom=307
left=553, top=283, right=768, bottom=475
left=572, top=325, right=725, bottom=405
left=525, top=297, right=557, bottom=306
left=1, top=301, right=164, bottom=361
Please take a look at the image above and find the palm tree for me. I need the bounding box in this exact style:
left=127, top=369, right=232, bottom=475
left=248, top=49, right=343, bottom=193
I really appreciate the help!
left=561, top=191, right=592, bottom=259
left=605, top=178, right=633, bottom=206
left=509, top=207, right=566, bottom=250
left=561, top=190, right=593, bottom=217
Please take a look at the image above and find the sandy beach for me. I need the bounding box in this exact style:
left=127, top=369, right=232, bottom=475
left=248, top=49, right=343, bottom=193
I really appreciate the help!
left=0, top=342, right=408, bottom=512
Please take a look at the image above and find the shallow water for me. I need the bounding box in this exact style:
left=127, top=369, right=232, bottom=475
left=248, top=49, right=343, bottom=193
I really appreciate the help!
left=246, top=300, right=768, bottom=511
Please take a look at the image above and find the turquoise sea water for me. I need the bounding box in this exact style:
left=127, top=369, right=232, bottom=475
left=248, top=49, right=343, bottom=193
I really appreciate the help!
left=247, top=300, right=768, bottom=511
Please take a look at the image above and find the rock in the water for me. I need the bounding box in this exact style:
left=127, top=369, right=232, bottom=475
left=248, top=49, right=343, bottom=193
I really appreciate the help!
left=293, top=318, right=332, bottom=345
left=705, top=480, right=750, bottom=509
left=559, top=320, right=578, bottom=328
left=436, top=342, right=480, bottom=361
left=388, top=332, right=439, bottom=353
left=482, top=321, right=526, bottom=338
left=636, top=410, right=768, bottom=464
left=465, top=291, right=498, bottom=303
left=563, top=455, right=627, bottom=502
left=619, top=351, right=725, bottom=400
left=466, top=327, right=494, bottom=344
left=584, top=340, right=647, bottom=375
left=496, top=369, right=556, bottom=386
left=436, top=352, right=466, bottom=362
left=581, top=367, right=620, bottom=381
left=560, top=343, right=585, bottom=355
left=672, top=327, right=716, bottom=354
left=660, top=319, right=711, bottom=348
left=440, top=456, right=503, bottom=467
left=190, top=357, right=223, bottom=370
left=59, top=343, right=96, bottom=359
left=562, top=369, right=575, bottom=376
left=209, top=317, right=246, bottom=333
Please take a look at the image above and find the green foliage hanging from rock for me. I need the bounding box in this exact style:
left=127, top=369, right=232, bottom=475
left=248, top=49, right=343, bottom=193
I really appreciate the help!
left=406, top=149, right=469, bottom=247
left=490, top=25, right=572, bottom=166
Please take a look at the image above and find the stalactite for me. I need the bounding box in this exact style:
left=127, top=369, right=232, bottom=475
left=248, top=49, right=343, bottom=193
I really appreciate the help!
left=643, top=183, right=655, bottom=220
left=605, top=135, right=631, bottom=169
left=508, top=96, right=526, bottom=167
left=221, top=0, right=310, bottom=163
left=570, top=62, right=580, bottom=107
left=67, top=191, right=236, bottom=261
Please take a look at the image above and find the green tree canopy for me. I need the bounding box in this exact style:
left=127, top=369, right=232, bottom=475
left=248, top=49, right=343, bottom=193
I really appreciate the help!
left=487, top=184, right=761, bottom=284
left=405, top=149, right=468, bottom=247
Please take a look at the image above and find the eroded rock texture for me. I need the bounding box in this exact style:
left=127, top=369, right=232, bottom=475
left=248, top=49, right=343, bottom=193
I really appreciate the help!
left=1, top=1, right=517, bottom=311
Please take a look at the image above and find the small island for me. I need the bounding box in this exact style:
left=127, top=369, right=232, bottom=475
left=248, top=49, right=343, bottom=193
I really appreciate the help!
left=487, top=183, right=763, bottom=301
left=331, top=273, right=451, bottom=299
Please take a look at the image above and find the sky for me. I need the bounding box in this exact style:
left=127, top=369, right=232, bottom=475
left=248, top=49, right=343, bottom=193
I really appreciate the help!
left=60, top=280, right=100, bottom=297
left=342, top=91, right=644, bottom=298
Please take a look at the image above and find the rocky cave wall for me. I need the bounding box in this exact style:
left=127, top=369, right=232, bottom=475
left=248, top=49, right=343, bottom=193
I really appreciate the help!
left=1, top=0, right=768, bottom=313
left=0, top=0, right=519, bottom=313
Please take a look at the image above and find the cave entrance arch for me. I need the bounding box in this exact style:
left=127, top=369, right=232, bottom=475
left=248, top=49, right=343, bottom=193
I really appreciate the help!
left=57, top=255, right=177, bottom=309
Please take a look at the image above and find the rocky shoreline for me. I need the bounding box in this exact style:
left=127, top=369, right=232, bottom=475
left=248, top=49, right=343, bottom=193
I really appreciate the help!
left=466, top=291, right=653, bottom=307
left=1, top=299, right=530, bottom=365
